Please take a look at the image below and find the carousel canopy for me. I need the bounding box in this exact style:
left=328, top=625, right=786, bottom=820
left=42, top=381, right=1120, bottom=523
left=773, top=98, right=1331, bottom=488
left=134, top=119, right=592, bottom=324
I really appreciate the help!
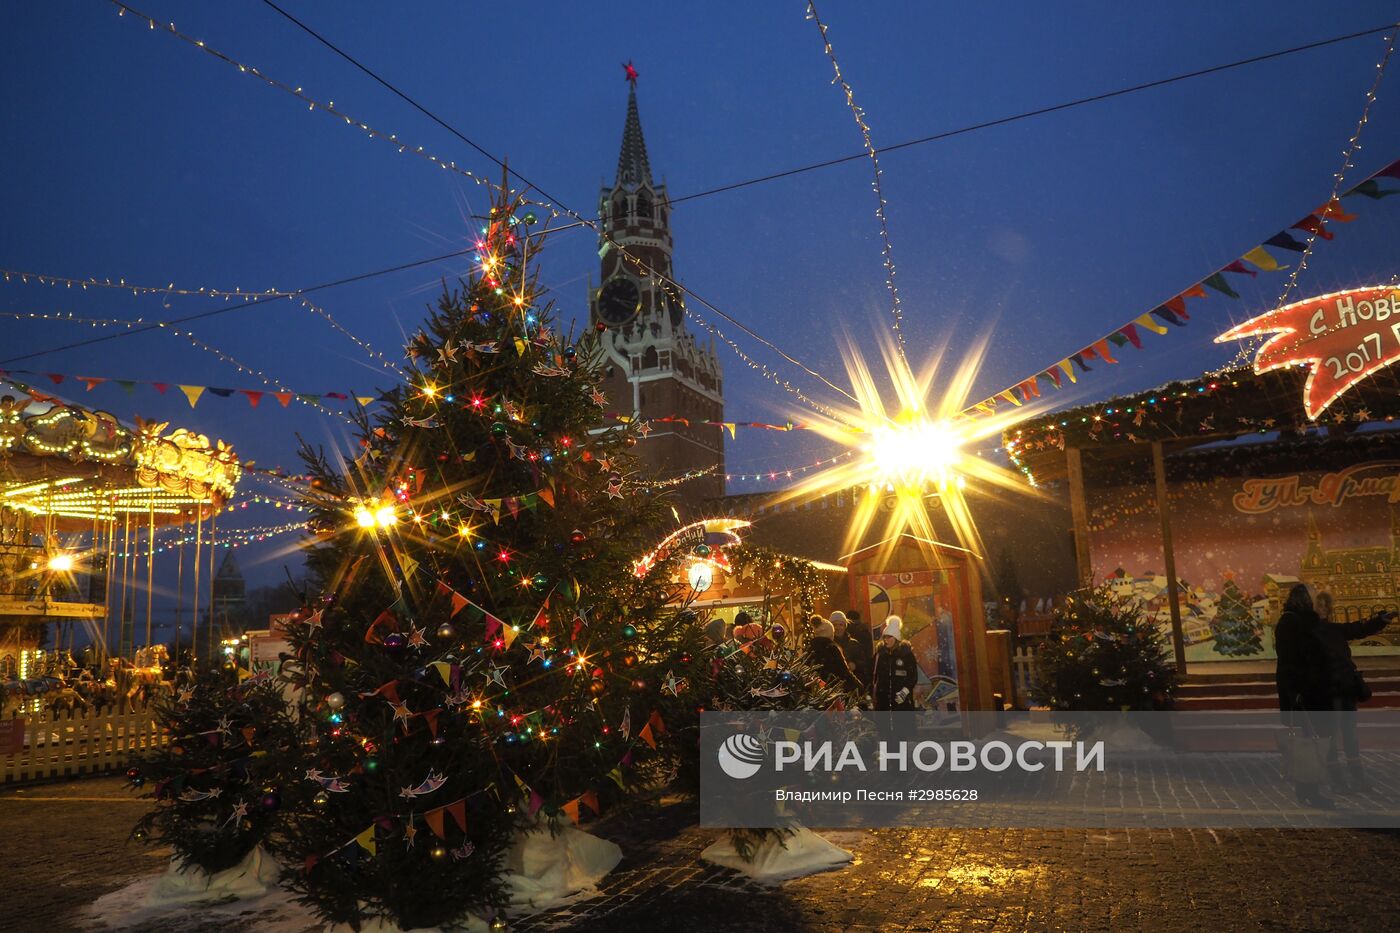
left=0, top=394, right=241, bottom=529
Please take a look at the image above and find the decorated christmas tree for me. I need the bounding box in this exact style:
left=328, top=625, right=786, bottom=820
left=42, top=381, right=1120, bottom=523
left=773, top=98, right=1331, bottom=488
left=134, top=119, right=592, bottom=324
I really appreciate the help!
left=1211, top=578, right=1263, bottom=657
left=1031, top=583, right=1177, bottom=711
left=276, top=185, right=703, bottom=929
left=129, top=664, right=304, bottom=876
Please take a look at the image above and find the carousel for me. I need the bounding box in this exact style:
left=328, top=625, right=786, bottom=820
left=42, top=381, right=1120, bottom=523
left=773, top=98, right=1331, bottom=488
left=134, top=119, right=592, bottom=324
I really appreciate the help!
left=0, top=391, right=241, bottom=707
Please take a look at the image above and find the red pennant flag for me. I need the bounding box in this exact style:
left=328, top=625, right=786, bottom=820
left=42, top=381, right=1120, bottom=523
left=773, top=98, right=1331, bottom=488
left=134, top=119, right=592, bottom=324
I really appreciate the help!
left=152, top=382, right=169, bottom=394
left=1118, top=323, right=1142, bottom=349
left=1181, top=284, right=1207, bottom=300
left=1165, top=296, right=1188, bottom=320
left=580, top=790, right=600, bottom=815
left=274, top=391, right=294, bottom=407
left=638, top=723, right=656, bottom=749
left=528, top=791, right=545, bottom=816
left=435, top=581, right=453, bottom=597
left=648, top=710, right=667, bottom=736
left=483, top=614, right=502, bottom=641
left=1316, top=197, right=1357, bottom=222
left=1292, top=214, right=1334, bottom=240
left=365, top=610, right=397, bottom=644
left=561, top=799, right=581, bottom=824
left=46, top=373, right=64, bottom=385
left=1222, top=260, right=1257, bottom=278
left=241, top=390, right=264, bottom=408
left=80, top=377, right=106, bottom=391
left=422, top=709, right=441, bottom=737
left=451, top=592, right=469, bottom=618
left=447, top=798, right=467, bottom=832
left=304, top=855, right=320, bottom=874
left=241, top=726, right=256, bottom=746
left=371, top=680, right=401, bottom=704
left=1044, top=367, right=1062, bottom=388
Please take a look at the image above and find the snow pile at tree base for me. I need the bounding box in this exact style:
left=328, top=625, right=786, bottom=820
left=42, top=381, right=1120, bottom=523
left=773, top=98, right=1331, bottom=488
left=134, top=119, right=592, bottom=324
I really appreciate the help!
left=143, top=845, right=281, bottom=905
left=504, top=822, right=622, bottom=911
left=701, top=826, right=852, bottom=882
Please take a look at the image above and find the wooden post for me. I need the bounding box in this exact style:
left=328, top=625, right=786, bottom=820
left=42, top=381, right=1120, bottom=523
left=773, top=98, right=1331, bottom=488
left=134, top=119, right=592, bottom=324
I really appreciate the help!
left=1152, top=441, right=1188, bottom=674
left=1065, top=447, right=1093, bottom=586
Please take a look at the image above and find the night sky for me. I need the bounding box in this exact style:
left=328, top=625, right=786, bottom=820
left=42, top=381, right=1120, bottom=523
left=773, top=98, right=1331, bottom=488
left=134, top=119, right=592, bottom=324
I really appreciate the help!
left=5, top=1, right=1400, bottom=597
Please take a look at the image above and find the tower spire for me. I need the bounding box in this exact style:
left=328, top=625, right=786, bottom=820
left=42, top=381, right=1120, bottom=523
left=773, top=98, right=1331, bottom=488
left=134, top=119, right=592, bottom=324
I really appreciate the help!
left=615, top=62, right=652, bottom=190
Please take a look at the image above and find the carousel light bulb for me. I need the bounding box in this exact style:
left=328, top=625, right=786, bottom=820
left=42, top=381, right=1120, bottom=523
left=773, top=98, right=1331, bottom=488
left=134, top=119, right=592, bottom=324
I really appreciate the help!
left=869, top=414, right=961, bottom=488
left=354, top=505, right=376, bottom=528
left=374, top=506, right=398, bottom=528
left=47, top=554, right=74, bottom=573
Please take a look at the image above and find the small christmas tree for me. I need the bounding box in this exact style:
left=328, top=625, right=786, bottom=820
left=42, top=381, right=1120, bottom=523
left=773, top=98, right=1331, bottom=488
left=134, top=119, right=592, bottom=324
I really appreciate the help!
left=1211, top=578, right=1263, bottom=657
left=1031, top=583, right=1177, bottom=711
left=129, top=665, right=303, bottom=875
left=277, top=184, right=699, bottom=929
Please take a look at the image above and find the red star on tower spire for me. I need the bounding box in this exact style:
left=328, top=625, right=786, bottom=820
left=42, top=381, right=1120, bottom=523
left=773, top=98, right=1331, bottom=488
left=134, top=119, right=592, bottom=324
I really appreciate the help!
left=622, top=60, right=639, bottom=85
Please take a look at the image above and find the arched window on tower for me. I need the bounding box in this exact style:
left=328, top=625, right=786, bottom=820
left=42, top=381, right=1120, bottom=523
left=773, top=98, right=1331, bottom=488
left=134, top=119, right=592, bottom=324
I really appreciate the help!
left=612, top=196, right=627, bottom=226
left=636, top=192, right=652, bottom=224
left=642, top=346, right=659, bottom=370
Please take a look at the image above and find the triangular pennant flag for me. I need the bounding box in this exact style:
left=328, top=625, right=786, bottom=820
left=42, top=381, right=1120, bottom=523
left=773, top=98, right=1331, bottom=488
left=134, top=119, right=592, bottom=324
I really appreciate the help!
left=447, top=798, right=467, bottom=832
left=1057, top=359, right=1077, bottom=384
left=451, top=592, right=469, bottom=618
left=241, top=726, right=256, bottom=746
left=1091, top=339, right=1117, bottom=364
left=561, top=799, right=581, bottom=824
left=1344, top=179, right=1400, bottom=200
left=206, top=387, right=235, bottom=398
left=353, top=825, right=377, bottom=856
left=514, top=337, right=527, bottom=356
left=1133, top=314, right=1169, bottom=336
left=152, top=382, right=169, bottom=394
left=648, top=710, right=667, bottom=735
left=1315, top=197, right=1357, bottom=222
left=637, top=723, right=657, bottom=749
left=607, top=767, right=626, bottom=789
left=1043, top=367, right=1062, bottom=389
left=273, top=392, right=293, bottom=407
left=1150, top=307, right=1186, bottom=327
left=537, top=487, right=554, bottom=508
left=1291, top=214, right=1334, bottom=240
left=297, top=394, right=321, bottom=406
left=79, top=377, right=106, bottom=391
left=1164, top=296, right=1189, bottom=320
left=241, top=390, right=263, bottom=408
left=1202, top=273, right=1239, bottom=298
left=1221, top=260, right=1256, bottom=278
left=998, top=389, right=1022, bottom=406
left=430, top=661, right=453, bottom=686
left=115, top=380, right=138, bottom=394
left=1069, top=353, right=1091, bottom=373
left=528, top=790, right=545, bottom=816
left=725, top=423, right=737, bottom=439
left=1374, top=157, right=1400, bottom=180
left=1106, top=332, right=1130, bottom=349
left=179, top=385, right=205, bottom=408
left=357, top=396, right=376, bottom=407
left=502, top=624, right=519, bottom=650
left=46, top=373, right=64, bottom=385
left=425, top=807, right=447, bottom=840
left=1266, top=231, right=1308, bottom=252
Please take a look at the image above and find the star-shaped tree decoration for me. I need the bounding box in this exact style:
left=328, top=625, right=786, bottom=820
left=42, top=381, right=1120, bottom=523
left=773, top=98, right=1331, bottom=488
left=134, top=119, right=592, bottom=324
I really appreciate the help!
left=1356, top=408, right=1373, bottom=422
left=216, top=715, right=233, bottom=736
left=451, top=841, right=475, bottom=861
left=597, top=458, right=613, bottom=473
left=176, top=686, right=195, bottom=705
left=305, top=768, right=324, bottom=783
left=606, top=482, right=624, bottom=499
left=527, top=641, right=549, bottom=664
left=589, top=388, right=607, bottom=407
left=636, top=421, right=652, bottom=438
left=391, top=701, right=413, bottom=725
left=406, top=626, right=428, bottom=649
left=404, top=823, right=418, bottom=849
left=221, top=800, right=250, bottom=831
left=437, top=340, right=459, bottom=365
left=662, top=669, right=685, bottom=696
left=506, top=438, right=530, bottom=460
left=485, top=664, right=508, bottom=688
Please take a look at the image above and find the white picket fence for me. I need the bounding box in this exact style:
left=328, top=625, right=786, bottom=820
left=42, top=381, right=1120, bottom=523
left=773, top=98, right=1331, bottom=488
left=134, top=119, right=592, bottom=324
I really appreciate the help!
left=1, top=705, right=165, bottom=784
left=1011, top=645, right=1039, bottom=708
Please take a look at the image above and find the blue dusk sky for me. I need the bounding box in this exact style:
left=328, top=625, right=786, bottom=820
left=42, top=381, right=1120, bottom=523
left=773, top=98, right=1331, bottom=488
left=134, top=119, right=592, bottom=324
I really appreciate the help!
left=4, top=1, right=1400, bottom=593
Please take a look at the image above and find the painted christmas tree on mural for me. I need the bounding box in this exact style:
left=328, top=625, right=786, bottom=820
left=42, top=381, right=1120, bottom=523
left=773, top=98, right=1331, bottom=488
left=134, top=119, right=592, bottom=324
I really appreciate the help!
left=1211, top=577, right=1263, bottom=657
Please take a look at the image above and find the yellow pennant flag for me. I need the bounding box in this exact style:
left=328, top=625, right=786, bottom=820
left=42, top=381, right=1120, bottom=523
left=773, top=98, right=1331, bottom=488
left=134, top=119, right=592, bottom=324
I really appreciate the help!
left=1057, top=359, right=1077, bottom=384
left=514, top=337, right=527, bottom=355
left=356, top=396, right=376, bottom=407
left=354, top=825, right=377, bottom=856
left=607, top=767, right=626, bottom=789
left=179, top=385, right=205, bottom=408
left=502, top=625, right=519, bottom=650
left=999, top=390, right=1022, bottom=407
left=1242, top=246, right=1286, bottom=272
left=1134, top=313, right=1169, bottom=336
left=429, top=661, right=452, bottom=686
left=724, top=423, right=737, bottom=439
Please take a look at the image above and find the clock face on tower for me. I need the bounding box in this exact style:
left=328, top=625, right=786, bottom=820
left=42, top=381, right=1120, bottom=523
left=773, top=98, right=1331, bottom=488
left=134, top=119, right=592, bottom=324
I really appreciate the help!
left=597, top=276, right=641, bottom=327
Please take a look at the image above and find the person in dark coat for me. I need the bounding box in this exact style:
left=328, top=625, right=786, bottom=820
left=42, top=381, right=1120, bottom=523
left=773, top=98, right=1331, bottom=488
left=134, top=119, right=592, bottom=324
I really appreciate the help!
left=1314, top=591, right=1393, bottom=792
left=1274, top=584, right=1336, bottom=807
left=872, top=616, right=919, bottom=711
left=829, top=611, right=871, bottom=689
left=807, top=618, right=863, bottom=694
left=843, top=609, right=876, bottom=688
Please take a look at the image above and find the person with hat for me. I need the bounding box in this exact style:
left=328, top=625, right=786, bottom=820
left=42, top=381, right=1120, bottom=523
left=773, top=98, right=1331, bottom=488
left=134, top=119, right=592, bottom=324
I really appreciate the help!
left=830, top=610, right=873, bottom=689
left=806, top=616, right=862, bottom=694
left=872, top=615, right=919, bottom=711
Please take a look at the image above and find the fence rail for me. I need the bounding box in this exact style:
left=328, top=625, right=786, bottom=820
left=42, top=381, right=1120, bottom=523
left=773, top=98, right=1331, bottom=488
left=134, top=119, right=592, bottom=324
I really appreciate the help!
left=1, top=704, right=165, bottom=784
left=1011, top=645, right=1039, bottom=708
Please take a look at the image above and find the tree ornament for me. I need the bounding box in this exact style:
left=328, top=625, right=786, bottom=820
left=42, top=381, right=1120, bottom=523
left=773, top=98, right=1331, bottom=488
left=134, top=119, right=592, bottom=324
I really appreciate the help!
left=770, top=624, right=786, bottom=641
left=325, top=691, right=346, bottom=710
left=132, top=828, right=149, bottom=842
left=436, top=622, right=457, bottom=641
left=595, top=321, right=607, bottom=333
left=261, top=791, right=281, bottom=810
left=569, top=529, right=586, bottom=545
left=125, top=767, right=142, bottom=781
left=491, top=421, right=508, bottom=437
left=490, top=917, right=509, bottom=932
left=624, top=436, right=637, bottom=448
left=313, top=791, right=330, bottom=807
left=531, top=573, right=548, bottom=588
left=692, top=543, right=711, bottom=558
left=563, top=346, right=576, bottom=361
left=383, top=633, right=408, bottom=653
left=430, top=845, right=449, bottom=860
left=621, top=624, right=637, bottom=639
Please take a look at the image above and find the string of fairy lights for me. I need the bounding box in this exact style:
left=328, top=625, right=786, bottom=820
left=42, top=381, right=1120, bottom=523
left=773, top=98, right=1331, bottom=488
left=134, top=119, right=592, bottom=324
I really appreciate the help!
left=2, top=269, right=406, bottom=379
left=804, top=0, right=908, bottom=361
left=1225, top=29, right=1398, bottom=370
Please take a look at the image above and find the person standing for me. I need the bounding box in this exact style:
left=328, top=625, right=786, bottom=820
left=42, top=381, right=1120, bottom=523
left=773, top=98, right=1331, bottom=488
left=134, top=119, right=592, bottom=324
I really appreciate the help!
left=1274, top=584, right=1336, bottom=808
left=829, top=611, right=867, bottom=688
left=872, top=616, right=919, bottom=711
left=844, top=609, right=876, bottom=688
left=1313, top=591, right=1393, bottom=793
left=807, top=617, right=863, bottom=694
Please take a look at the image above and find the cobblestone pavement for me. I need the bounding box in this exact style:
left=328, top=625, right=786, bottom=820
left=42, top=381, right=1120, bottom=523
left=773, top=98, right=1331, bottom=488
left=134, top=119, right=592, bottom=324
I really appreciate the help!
left=5, top=777, right=1400, bottom=933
